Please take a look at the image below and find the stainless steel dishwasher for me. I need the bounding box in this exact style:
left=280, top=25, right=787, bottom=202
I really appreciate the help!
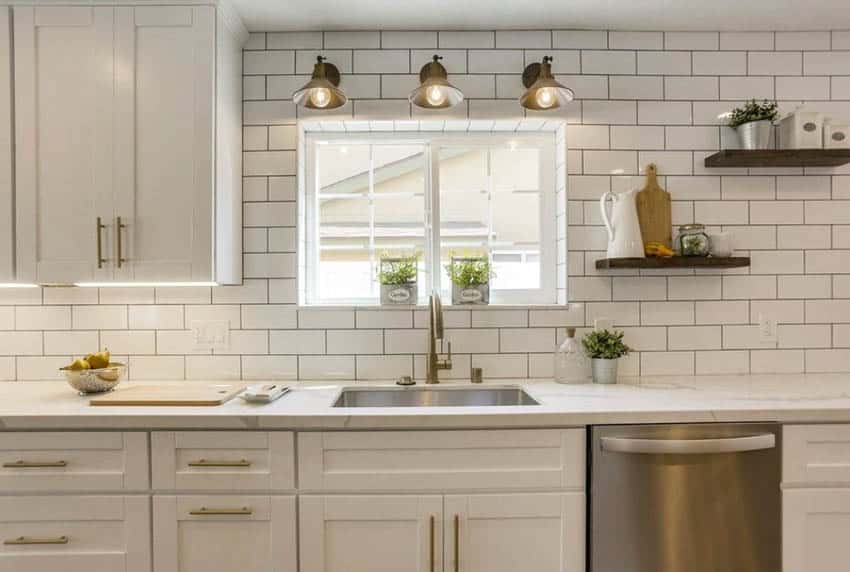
left=590, top=423, right=780, bottom=572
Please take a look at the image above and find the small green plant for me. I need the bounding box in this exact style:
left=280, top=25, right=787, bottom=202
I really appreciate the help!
left=582, top=329, right=631, bottom=360
left=378, top=256, right=418, bottom=285
left=446, top=257, right=493, bottom=287
left=728, top=99, right=779, bottom=128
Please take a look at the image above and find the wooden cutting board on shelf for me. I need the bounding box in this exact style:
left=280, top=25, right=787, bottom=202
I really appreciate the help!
left=90, top=383, right=246, bottom=406
left=635, top=163, right=672, bottom=249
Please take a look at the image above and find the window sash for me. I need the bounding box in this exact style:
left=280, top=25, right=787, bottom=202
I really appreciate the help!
left=304, top=132, right=557, bottom=306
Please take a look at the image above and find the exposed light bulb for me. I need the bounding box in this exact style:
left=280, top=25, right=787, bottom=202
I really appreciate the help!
left=535, top=87, right=556, bottom=109
left=425, top=85, right=446, bottom=107
left=310, top=88, right=331, bottom=108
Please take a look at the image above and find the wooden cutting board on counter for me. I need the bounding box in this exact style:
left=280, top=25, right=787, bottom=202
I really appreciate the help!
left=635, top=163, right=672, bottom=249
left=90, top=383, right=246, bottom=406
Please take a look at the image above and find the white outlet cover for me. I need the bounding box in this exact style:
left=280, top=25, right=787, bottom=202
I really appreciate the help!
left=758, top=314, right=778, bottom=344
left=191, top=320, right=230, bottom=351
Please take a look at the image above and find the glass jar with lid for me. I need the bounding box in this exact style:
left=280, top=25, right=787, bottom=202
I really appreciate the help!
left=676, top=224, right=710, bottom=257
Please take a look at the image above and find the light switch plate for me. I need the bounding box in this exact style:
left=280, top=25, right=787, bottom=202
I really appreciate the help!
left=191, top=320, right=230, bottom=351
left=758, top=314, right=777, bottom=344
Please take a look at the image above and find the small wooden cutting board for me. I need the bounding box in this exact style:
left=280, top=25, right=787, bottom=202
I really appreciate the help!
left=90, top=383, right=246, bottom=406
left=635, top=163, right=672, bottom=249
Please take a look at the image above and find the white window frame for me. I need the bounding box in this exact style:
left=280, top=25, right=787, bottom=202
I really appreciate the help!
left=303, top=131, right=557, bottom=306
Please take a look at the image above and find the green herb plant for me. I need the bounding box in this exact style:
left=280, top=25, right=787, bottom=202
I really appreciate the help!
left=581, top=329, right=631, bottom=360
left=728, top=99, right=779, bottom=129
left=446, top=257, right=493, bottom=288
left=378, top=256, right=418, bottom=285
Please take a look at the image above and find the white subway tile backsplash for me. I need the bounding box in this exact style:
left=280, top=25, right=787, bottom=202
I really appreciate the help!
left=665, top=76, right=719, bottom=100
left=719, top=32, right=774, bottom=51
left=641, top=351, right=695, bottom=375
left=805, top=349, right=850, bottom=373
left=382, top=31, right=437, bottom=48
left=778, top=275, right=832, bottom=299
left=185, top=305, right=240, bottom=329
left=72, top=306, right=127, bottom=330
left=695, top=301, right=749, bottom=324
left=668, top=326, right=721, bottom=350
left=468, top=50, right=524, bottom=74
left=806, top=300, right=850, bottom=323
left=609, top=76, right=663, bottom=99
left=299, top=355, right=355, bottom=380
left=553, top=30, right=607, bottom=49
left=719, top=76, right=774, bottom=100
left=637, top=101, right=692, bottom=125
left=128, top=306, right=184, bottom=330
left=776, top=31, right=831, bottom=50
left=582, top=51, right=636, bottom=75
left=241, top=355, right=297, bottom=380
left=693, top=52, right=746, bottom=75
left=664, top=32, right=718, bottom=50
left=242, top=305, right=298, bottom=329
left=266, top=32, right=322, bottom=49
left=610, top=126, right=665, bottom=150
left=613, top=277, right=667, bottom=301
left=439, top=31, right=494, bottom=48
left=804, top=52, right=850, bottom=75
left=15, top=307, right=70, bottom=330
left=100, top=330, right=156, bottom=355
left=637, top=51, right=691, bottom=75
left=244, top=51, right=294, bottom=75
left=778, top=324, right=831, bottom=348
left=356, top=355, right=413, bottom=380
left=42, top=331, right=90, bottom=356
left=751, top=349, right=804, bottom=373
left=668, top=276, right=722, bottom=300
left=187, top=356, right=240, bottom=380
left=750, top=201, right=804, bottom=224
left=750, top=250, right=804, bottom=274
left=586, top=302, right=640, bottom=326
left=695, top=350, right=750, bottom=374
left=128, top=356, right=185, bottom=380
left=747, top=52, right=802, bottom=76
left=665, top=126, right=720, bottom=150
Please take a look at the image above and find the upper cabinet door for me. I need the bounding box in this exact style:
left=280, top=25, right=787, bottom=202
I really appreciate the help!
left=14, top=6, right=115, bottom=284
left=114, top=6, right=215, bottom=282
left=0, top=8, right=13, bottom=283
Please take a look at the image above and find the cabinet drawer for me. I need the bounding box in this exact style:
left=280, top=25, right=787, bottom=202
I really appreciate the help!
left=0, top=495, right=150, bottom=572
left=0, top=432, right=148, bottom=492
left=784, top=425, right=850, bottom=485
left=298, top=429, right=585, bottom=492
left=153, top=495, right=296, bottom=572
left=152, top=432, right=294, bottom=491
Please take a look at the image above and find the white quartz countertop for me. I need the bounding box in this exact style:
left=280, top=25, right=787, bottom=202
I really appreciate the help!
left=2, top=374, right=850, bottom=430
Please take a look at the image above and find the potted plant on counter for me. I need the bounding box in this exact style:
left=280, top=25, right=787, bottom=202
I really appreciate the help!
left=581, top=329, right=631, bottom=384
left=728, top=99, right=779, bottom=150
left=446, top=256, right=493, bottom=305
left=378, top=255, right=418, bottom=305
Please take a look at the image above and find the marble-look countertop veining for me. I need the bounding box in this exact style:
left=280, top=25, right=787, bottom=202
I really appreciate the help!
left=2, top=374, right=850, bottom=430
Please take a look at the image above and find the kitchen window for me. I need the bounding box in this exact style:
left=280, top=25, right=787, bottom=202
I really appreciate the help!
left=302, top=130, right=560, bottom=305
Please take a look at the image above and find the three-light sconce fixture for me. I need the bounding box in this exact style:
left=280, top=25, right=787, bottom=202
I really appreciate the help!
left=292, top=54, right=574, bottom=111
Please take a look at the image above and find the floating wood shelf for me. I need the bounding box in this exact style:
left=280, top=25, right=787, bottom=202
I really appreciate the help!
left=596, top=256, right=751, bottom=270
left=704, top=149, right=850, bottom=168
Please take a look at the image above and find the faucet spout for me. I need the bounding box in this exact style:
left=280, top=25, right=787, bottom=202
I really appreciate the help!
left=426, top=292, right=452, bottom=383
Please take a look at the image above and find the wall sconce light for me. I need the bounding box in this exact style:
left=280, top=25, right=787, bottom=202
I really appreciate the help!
left=519, top=56, right=575, bottom=111
left=409, top=55, right=464, bottom=109
left=292, top=56, right=347, bottom=110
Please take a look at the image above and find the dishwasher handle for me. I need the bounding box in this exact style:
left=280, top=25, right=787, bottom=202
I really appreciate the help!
left=600, top=433, right=775, bottom=455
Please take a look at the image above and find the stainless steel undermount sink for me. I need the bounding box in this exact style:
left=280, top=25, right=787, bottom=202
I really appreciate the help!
left=332, top=385, right=539, bottom=408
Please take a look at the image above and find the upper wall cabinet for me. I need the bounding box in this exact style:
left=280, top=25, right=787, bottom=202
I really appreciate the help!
left=0, top=9, right=12, bottom=283
left=13, top=4, right=244, bottom=285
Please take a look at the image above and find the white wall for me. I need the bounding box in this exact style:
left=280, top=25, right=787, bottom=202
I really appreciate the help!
left=1, top=28, right=850, bottom=381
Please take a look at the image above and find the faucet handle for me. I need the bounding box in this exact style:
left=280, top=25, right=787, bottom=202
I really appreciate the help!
left=444, top=340, right=452, bottom=359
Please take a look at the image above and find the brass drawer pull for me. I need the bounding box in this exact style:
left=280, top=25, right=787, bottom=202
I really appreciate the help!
left=429, top=515, right=435, bottom=572
left=4, top=535, right=69, bottom=545
left=96, top=217, right=106, bottom=268
left=116, top=216, right=127, bottom=268
left=2, top=460, right=67, bottom=468
left=189, top=507, right=253, bottom=516
left=454, top=514, right=460, bottom=572
left=188, top=459, right=251, bottom=468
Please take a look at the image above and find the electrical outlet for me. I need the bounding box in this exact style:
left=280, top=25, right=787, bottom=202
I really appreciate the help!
left=191, top=320, right=230, bottom=351
left=594, top=318, right=614, bottom=331
left=758, top=314, right=777, bottom=344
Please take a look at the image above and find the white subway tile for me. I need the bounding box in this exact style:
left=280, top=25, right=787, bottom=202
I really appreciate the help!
left=583, top=101, right=637, bottom=124
left=775, top=176, right=830, bottom=200
left=637, top=51, right=691, bottom=75
left=719, top=32, right=774, bottom=51
left=694, top=201, right=749, bottom=225
left=750, top=201, right=804, bottom=224
left=568, top=276, right=612, bottom=301
left=723, top=226, right=776, bottom=250
left=42, top=331, right=91, bottom=356
left=242, top=79, right=265, bottom=102
left=806, top=201, right=850, bottom=224
left=15, top=306, right=70, bottom=330
left=439, top=31, right=494, bottom=48
left=582, top=50, right=635, bottom=74
left=525, top=50, right=581, bottom=74
left=778, top=275, right=832, bottom=299
left=155, top=331, right=200, bottom=355
left=243, top=101, right=296, bottom=126
left=641, top=351, right=694, bottom=375
left=99, top=330, right=155, bottom=355
left=325, top=31, right=379, bottom=48
left=751, top=349, right=804, bottom=373
left=353, top=50, right=408, bottom=74
left=835, top=226, right=850, bottom=249
left=295, top=50, right=352, bottom=74
left=298, top=309, right=354, bottom=329
left=665, top=76, right=719, bottom=100
left=444, top=328, right=499, bottom=353
left=216, top=330, right=268, bottom=355
left=244, top=253, right=297, bottom=279
left=583, top=150, right=637, bottom=174
left=668, top=276, right=722, bottom=300
left=470, top=354, right=528, bottom=378
left=553, top=30, right=607, bottom=49
left=72, top=306, right=127, bottom=330
left=696, top=350, right=750, bottom=374
left=613, top=277, right=667, bottom=301
left=128, top=306, right=184, bottom=330
left=719, top=77, right=774, bottom=100
left=832, top=77, right=850, bottom=100
left=529, top=307, right=586, bottom=327
left=528, top=353, right=555, bottom=378
left=665, top=126, right=720, bottom=150
left=243, top=126, right=267, bottom=151
left=723, top=276, right=777, bottom=300
left=155, top=286, right=211, bottom=305
left=834, top=325, right=850, bottom=347
left=241, top=355, right=297, bottom=380
left=834, top=31, right=850, bottom=50
left=467, top=50, right=524, bottom=73
left=609, top=76, right=663, bottom=99
left=723, top=325, right=768, bottom=349
left=0, top=332, right=39, bottom=357
left=382, top=31, right=436, bottom=48
left=356, top=355, right=413, bottom=380
left=266, top=32, right=322, bottom=49
left=299, top=355, right=355, bottom=380
left=186, top=356, right=240, bottom=380
left=0, top=307, right=12, bottom=330
left=410, top=50, right=467, bottom=74
left=324, top=330, right=381, bottom=355
left=610, top=126, right=665, bottom=150
left=641, top=301, right=694, bottom=325
left=664, top=32, right=718, bottom=50
left=668, top=326, right=721, bottom=350
left=776, top=31, right=830, bottom=50
left=243, top=202, right=296, bottom=227
left=638, top=151, right=693, bottom=175
left=98, top=287, right=155, bottom=305
left=805, top=52, right=850, bottom=75
left=212, top=281, right=268, bottom=305
left=244, top=151, right=297, bottom=176
left=619, top=326, right=667, bottom=351
left=750, top=250, right=804, bottom=274
left=586, top=302, right=640, bottom=326
left=666, top=177, right=720, bottom=200
left=355, top=310, right=412, bottom=329
left=383, top=329, right=427, bottom=354
left=243, top=32, right=266, bottom=50
left=128, top=356, right=185, bottom=380
left=777, top=76, right=831, bottom=101
left=42, top=288, right=93, bottom=305
left=269, top=330, right=325, bottom=355
left=471, top=310, right=528, bottom=328
left=695, top=301, right=749, bottom=324
left=567, top=125, right=610, bottom=149
left=806, top=250, right=850, bottom=274
left=17, top=356, right=67, bottom=381
left=637, top=101, right=692, bottom=125
left=806, top=300, right=850, bottom=323
left=805, top=349, right=850, bottom=373
left=692, top=52, right=746, bottom=75
left=495, top=30, right=550, bottom=48
left=751, top=300, right=804, bottom=324
left=185, top=305, right=240, bottom=329
left=778, top=324, right=831, bottom=348
left=500, top=328, right=555, bottom=353
left=835, top=276, right=850, bottom=298
left=242, top=305, right=297, bottom=329
left=243, top=51, right=294, bottom=75
left=609, top=31, right=662, bottom=50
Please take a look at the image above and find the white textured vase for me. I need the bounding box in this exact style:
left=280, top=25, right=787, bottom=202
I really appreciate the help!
left=591, top=358, right=619, bottom=384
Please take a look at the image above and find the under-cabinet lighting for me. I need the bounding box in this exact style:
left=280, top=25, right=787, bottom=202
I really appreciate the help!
left=0, top=283, right=38, bottom=288
left=73, top=282, right=218, bottom=288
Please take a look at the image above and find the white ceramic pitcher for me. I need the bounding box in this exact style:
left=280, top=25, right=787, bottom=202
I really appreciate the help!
left=600, top=189, right=645, bottom=259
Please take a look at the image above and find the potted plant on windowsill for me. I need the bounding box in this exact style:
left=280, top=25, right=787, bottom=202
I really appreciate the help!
left=378, top=255, right=418, bottom=305
left=446, top=256, right=493, bottom=305
left=728, top=99, right=779, bottom=150
left=581, top=329, right=631, bottom=385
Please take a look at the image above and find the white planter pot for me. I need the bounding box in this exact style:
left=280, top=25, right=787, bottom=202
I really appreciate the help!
left=591, top=358, right=619, bottom=384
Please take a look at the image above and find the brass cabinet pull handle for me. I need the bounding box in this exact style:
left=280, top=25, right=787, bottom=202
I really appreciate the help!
left=189, top=507, right=253, bottom=516
left=188, top=459, right=251, bottom=468
left=454, top=514, right=460, bottom=572
left=116, top=216, right=127, bottom=268
left=4, top=535, right=69, bottom=545
left=2, top=460, right=67, bottom=468
left=429, top=515, right=435, bottom=572
left=96, top=217, right=106, bottom=268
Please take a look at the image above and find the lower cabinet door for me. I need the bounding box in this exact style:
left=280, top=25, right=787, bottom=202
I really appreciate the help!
left=152, top=495, right=296, bottom=572
left=299, top=495, right=443, bottom=572
left=444, top=493, right=584, bottom=572
left=784, top=489, right=850, bottom=572
left=0, top=495, right=150, bottom=572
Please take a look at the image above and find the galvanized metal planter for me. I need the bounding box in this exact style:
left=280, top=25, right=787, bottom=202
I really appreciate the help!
left=736, top=120, right=773, bottom=150
left=591, top=358, right=619, bottom=384
left=380, top=283, right=417, bottom=305
left=452, top=282, right=489, bottom=305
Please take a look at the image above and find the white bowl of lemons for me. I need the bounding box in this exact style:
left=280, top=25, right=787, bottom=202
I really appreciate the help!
left=60, top=349, right=126, bottom=395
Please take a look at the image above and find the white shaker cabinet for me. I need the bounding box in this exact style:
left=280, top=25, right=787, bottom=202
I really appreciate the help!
left=153, top=495, right=297, bottom=572
left=13, top=4, right=243, bottom=285
left=0, top=8, right=13, bottom=282
left=783, top=489, right=850, bottom=572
